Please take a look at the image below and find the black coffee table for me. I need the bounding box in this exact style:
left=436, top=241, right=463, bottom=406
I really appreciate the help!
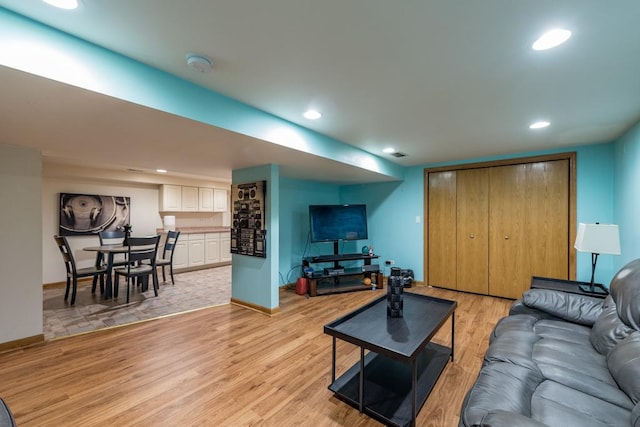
left=324, top=293, right=456, bottom=427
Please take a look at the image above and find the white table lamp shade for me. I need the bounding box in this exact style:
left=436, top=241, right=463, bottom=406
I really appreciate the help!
left=574, top=223, right=621, bottom=255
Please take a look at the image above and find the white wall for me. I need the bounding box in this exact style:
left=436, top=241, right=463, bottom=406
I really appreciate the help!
left=0, top=144, right=43, bottom=343
left=43, top=177, right=164, bottom=283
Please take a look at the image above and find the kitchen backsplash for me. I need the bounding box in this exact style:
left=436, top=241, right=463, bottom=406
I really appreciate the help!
left=164, top=212, right=229, bottom=229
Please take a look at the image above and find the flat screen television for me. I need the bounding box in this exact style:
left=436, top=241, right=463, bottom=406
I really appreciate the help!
left=309, top=204, right=368, bottom=243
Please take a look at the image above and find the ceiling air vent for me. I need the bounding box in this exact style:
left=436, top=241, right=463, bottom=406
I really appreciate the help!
left=390, top=152, right=407, bottom=158
left=127, top=168, right=145, bottom=173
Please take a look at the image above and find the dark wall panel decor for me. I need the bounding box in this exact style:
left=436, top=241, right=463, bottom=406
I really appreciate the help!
left=59, top=193, right=130, bottom=236
left=230, top=181, right=266, bottom=258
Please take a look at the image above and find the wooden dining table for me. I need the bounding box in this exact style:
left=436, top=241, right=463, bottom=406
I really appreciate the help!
left=83, top=244, right=155, bottom=299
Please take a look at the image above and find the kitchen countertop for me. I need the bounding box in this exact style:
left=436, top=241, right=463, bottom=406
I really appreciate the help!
left=156, top=227, right=230, bottom=234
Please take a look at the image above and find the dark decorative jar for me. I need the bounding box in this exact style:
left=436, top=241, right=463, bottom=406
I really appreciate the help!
left=387, top=267, right=404, bottom=317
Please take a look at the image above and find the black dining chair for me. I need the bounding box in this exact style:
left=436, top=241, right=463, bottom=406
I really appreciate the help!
left=98, top=230, right=129, bottom=267
left=54, top=235, right=107, bottom=305
left=113, top=235, right=160, bottom=303
left=156, top=231, right=181, bottom=284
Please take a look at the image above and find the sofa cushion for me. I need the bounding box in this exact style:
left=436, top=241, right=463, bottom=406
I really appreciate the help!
left=509, top=299, right=561, bottom=320
left=632, top=402, right=640, bottom=427
left=531, top=380, right=631, bottom=427
left=484, top=330, right=539, bottom=370
left=608, top=332, right=640, bottom=405
left=610, top=258, right=640, bottom=331
left=460, top=362, right=544, bottom=427
left=475, top=410, right=550, bottom=427
left=522, top=289, right=604, bottom=326
left=491, top=314, right=540, bottom=343
left=487, top=316, right=629, bottom=409
left=534, top=319, right=592, bottom=344
left=590, top=296, right=635, bottom=355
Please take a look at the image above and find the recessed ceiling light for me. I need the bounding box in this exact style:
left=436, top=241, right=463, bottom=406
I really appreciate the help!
left=156, top=169, right=167, bottom=173
left=42, top=0, right=80, bottom=9
left=532, top=29, right=572, bottom=51
left=382, top=147, right=396, bottom=154
left=303, top=110, right=322, bottom=120
left=529, top=121, right=550, bottom=129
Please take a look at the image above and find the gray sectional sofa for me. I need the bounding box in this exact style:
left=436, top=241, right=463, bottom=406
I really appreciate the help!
left=460, top=258, right=640, bottom=427
left=0, top=398, right=15, bottom=427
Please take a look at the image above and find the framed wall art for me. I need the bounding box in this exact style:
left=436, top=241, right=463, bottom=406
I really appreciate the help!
left=59, top=193, right=131, bottom=236
left=230, top=181, right=266, bottom=258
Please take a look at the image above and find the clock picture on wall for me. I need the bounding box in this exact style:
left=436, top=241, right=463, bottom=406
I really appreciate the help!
left=59, top=193, right=130, bottom=236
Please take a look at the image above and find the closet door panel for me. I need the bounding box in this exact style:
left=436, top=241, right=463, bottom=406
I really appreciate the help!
left=489, top=164, right=530, bottom=299
left=428, top=171, right=457, bottom=289
left=527, top=160, right=569, bottom=280
left=456, top=168, right=489, bottom=294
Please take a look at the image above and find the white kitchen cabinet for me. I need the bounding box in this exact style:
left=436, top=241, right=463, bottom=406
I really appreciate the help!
left=213, top=188, right=228, bottom=212
left=182, top=186, right=199, bottom=212
left=220, top=232, right=232, bottom=262
left=159, top=184, right=182, bottom=211
left=164, top=231, right=231, bottom=272
left=172, top=239, right=188, bottom=269
left=160, top=185, right=228, bottom=212
left=199, top=187, right=214, bottom=212
left=205, top=233, right=221, bottom=264
left=187, top=233, right=205, bottom=266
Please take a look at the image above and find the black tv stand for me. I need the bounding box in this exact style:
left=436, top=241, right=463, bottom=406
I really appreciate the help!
left=303, top=251, right=382, bottom=297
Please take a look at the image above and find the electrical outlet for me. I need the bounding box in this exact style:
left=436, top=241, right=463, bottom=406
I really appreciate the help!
left=385, top=260, right=395, bottom=265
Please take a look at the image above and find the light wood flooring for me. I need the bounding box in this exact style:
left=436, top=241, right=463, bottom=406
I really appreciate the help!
left=0, top=285, right=512, bottom=427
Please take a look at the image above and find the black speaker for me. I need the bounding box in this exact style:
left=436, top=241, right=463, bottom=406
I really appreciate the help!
left=401, top=269, right=414, bottom=288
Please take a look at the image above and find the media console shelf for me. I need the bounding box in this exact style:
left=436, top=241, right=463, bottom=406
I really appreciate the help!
left=303, top=253, right=383, bottom=297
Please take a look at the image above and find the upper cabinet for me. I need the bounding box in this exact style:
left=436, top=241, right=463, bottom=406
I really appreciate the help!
left=159, top=184, right=182, bottom=211
left=160, top=184, right=228, bottom=212
left=181, top=186, right=198, bottom=212
left=213, top=188, right=228, bottom=212
left=198, top=187, right=214, bottom=212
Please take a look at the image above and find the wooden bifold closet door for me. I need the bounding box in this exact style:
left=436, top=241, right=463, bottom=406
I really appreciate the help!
left=426, top=156, right=573, bottom=299
left=456, top=168, right=489, bottom=294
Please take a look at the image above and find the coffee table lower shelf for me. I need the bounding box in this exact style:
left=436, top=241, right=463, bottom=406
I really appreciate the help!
left=329, top=342, right=451, bottom=427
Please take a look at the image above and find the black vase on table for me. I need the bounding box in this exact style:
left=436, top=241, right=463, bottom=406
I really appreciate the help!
left=387, top=267, right=404, bottom=318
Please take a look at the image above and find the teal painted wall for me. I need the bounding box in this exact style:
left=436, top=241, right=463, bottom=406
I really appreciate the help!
left=232, top=165, right=280, bottom=310
left=613, top=120, right=640, bottom=269
left=340, top=173, right=418, bottom=278
left=340, top=144, right=617, bottom=286
left=573, top=144, right=617, bottom=285
left=278, top=178, right=340, bottom=284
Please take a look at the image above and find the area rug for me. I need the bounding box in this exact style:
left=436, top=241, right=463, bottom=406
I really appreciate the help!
left=43, top=265, right=231, bottom=340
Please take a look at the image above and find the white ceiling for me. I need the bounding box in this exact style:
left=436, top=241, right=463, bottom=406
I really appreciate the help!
left=1, top=0, right=639, bottom=183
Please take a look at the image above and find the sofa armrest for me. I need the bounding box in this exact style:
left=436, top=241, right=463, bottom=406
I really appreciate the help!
left=0, top=398, right=16, bottom=427
left=473, top=410, right=549, bottom=427
left=522, top=289, right=604, bottom=326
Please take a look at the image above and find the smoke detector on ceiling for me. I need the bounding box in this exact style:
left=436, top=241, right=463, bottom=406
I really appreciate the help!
left=186, top=54, right=213, bottom=73
left=390, top=152, right=407, bottom=158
